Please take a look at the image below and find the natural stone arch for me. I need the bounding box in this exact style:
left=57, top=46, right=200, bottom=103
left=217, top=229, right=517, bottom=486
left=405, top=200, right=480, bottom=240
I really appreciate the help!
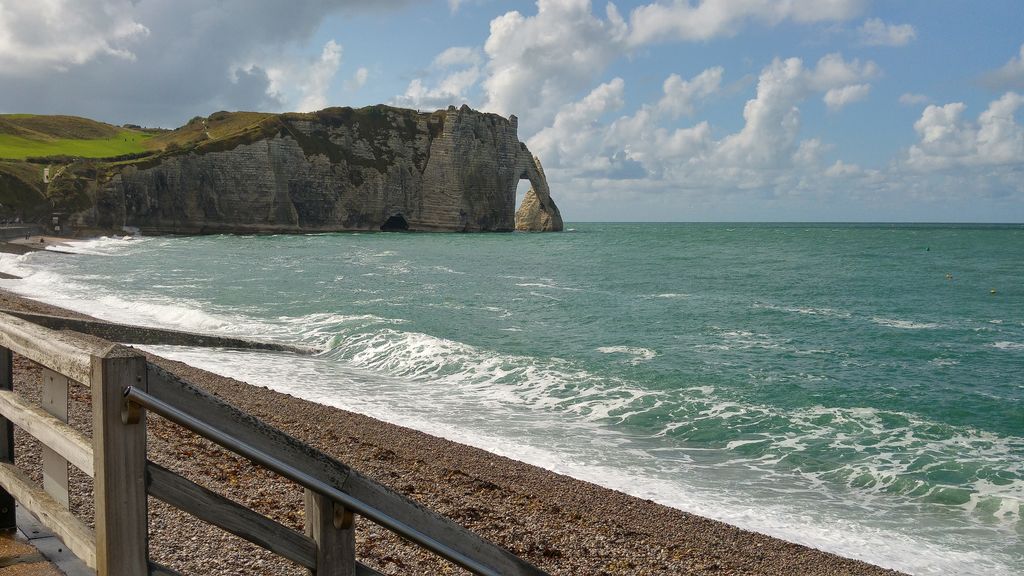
left=514, top=155, right=563, bottom=232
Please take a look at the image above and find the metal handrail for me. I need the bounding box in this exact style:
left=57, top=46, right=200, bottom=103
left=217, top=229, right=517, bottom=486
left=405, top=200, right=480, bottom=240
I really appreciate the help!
left=123, top=386, right=500, bottom=576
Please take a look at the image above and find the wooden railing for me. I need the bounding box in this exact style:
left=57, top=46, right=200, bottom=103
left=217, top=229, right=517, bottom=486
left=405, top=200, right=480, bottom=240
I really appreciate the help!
left=0, top=312, right=548, bottom=575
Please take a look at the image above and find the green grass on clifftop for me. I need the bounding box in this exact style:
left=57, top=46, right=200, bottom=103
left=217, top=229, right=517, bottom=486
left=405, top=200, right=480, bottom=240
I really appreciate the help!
left=0, top=114, right=151, bottom=160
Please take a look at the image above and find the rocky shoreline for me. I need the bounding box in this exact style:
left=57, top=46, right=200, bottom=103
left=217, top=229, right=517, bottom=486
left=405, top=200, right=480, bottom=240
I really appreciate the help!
left=0, top=289, right=904, bottom=575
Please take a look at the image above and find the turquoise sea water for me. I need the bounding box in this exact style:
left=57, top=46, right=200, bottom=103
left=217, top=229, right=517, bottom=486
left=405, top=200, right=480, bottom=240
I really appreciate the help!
left=1, top=223, right=1021, bottom=575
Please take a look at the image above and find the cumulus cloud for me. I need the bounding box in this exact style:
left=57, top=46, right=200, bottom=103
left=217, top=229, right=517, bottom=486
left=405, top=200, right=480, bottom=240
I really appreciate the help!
left=627, top=0, right=866, bottom=46
left=714, top=54, right=877, bottom=170
left=481, top=0, right=628, bottom=133
left=528, top=78, right=627, bottom=172
left=657, top=68, right=725, bottom=118
left=906, top=92, right=1024, bottom=170
left=531, top=53, right=878, bottom=196
left=824, top=83, right=870, bottom=111
left=0, top=0, right=409, bottom=126
left=899, top=92, right=930, bottom=106
left=0, top=0, right=149, bottom=74
left=857, top=18, right=916, bottom=47
left=292, top=40, right=344, bottom=112
left=347, top=67, right=369, bottom=91
left=424, top=1, right=875, bottom=135
left=982, top=44, right=1024, bottom=90
left=392, top=46, right=483, bottom=109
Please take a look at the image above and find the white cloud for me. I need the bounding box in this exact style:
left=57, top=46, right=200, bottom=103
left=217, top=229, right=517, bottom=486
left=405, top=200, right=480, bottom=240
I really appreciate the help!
left=481, top=0, right=628, bottom=133
left=793, top=138, right=829, bottom=166
left=297, top=40, right=343, bottom=112
left=825, top=160, right=862, bottom=177
left=824, top=83, right=870, bottom=111
left=0, top=0, right=149, bottom=74
left=392, top=46, right=483, bottom=110
left=983, top=43, right=1024, bottom=90
left=259, top=40, right=344, bottom=113
left=906, top=92, right=1024, bottom=170
left=627, top=0, right=866, bottom=46
left=657, top=67, right=724, bottom=118
left=858, top=18, right=916, bottom=47
left=715, top=54, right=877, bottom=169
left=0, top=0, right=412, bottom=125
left=528, top=78, right=626, bottom=171
left=528, top=52, right=884, bottom=204
left=432, top=46, right=483, bottom=69
left=899, top=93, right=930, bottom=106
left=347, top=67, right=369, bottom=91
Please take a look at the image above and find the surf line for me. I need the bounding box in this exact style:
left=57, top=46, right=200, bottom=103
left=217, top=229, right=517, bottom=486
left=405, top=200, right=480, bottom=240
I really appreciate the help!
left=0, top=308, right=317, bottom=355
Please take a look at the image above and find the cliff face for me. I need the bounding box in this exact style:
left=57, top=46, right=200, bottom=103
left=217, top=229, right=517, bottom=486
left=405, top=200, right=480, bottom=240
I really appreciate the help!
left=75, top=105, right=560, bottom=233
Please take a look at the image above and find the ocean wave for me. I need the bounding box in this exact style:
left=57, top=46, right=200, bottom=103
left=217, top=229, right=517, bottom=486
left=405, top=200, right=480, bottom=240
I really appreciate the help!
left=596, top=346, right=657, bottom=364
left=515, top=282, right=581, bottom=291
left=991, top=341, right=1024, bottom=351
left=46, top=235, right=148, bottom=256
left=872, top=317, right=944, bottom=330
left=754, top=302, right=852, bottom=318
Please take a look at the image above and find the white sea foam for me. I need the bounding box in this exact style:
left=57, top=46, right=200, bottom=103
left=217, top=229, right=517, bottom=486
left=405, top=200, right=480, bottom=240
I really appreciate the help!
left=596, top=346, right=657, bottom=364
left=6, top=235, right=1022, bottom=576
left=515, top=282, right=580, bottom=291
left=991, top=341, right=1024, bottom=351
left=872, top=317, right=944, bottom=330
left=754, top=302, right=852, bottom=318
left=138, top=340, right=1024, bottom=576
left=45, top=235, right=148, bottom=255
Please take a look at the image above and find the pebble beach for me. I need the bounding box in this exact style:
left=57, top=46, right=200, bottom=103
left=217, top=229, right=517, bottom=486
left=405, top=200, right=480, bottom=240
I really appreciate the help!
left=0, top=288, right=904, bottom=575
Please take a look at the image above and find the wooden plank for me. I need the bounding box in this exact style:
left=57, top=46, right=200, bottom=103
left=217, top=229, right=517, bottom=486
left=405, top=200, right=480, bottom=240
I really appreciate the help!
left=146, top=461, right=316, bottom=569
left=305, top=489, right=355, bottom=575
left=0, top=312, right=103, bottom=387
left=0, top=390, right=93, bottom=477
left=0, top=462, right=96, bottom=568
left=146, top=362, right=547, bottom=576
left=0, top=347, right=14, bottom=530
left=92, top=346, right=148, bottom=576
left=41, top=368, right=70, bottom=509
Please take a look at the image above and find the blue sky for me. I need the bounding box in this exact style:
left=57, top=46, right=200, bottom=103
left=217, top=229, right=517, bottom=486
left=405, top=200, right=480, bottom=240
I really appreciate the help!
left=1, top=1, right=1022, bottom=222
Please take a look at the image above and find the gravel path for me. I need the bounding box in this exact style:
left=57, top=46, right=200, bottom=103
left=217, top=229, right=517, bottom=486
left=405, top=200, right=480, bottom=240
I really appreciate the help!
left=0, top=290, right=905, bottom=575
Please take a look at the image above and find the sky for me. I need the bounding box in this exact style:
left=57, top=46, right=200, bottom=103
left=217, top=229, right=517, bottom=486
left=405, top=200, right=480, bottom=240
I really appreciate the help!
left=1, top=1, right=1022, bottom=222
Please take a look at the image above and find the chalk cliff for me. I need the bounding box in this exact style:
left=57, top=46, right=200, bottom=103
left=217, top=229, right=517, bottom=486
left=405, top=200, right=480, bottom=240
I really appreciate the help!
left=73, top=105, right=561, bottom=233
left=514, top=156, right=563, bottom=232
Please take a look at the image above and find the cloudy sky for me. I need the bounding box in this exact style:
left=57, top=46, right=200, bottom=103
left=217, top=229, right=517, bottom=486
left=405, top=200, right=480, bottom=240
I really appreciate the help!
left=2, top=1, right=1022, bottom=222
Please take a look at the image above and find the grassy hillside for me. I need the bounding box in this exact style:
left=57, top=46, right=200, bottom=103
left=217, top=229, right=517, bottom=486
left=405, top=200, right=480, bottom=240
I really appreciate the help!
left=143, top=111, right=273, bottom=152
left=0, top=114, right=151, bottom=160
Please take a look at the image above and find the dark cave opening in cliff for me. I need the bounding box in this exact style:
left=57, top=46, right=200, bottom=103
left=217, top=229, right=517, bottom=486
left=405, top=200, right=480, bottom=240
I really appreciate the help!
left=380, top=214, right=409, bottom=232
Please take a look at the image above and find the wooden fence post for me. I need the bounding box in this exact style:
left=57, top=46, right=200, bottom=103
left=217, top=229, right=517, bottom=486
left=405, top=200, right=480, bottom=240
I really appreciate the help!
left=41, top=368, right=70, bottom=509
left=305, top=489, right=355, bottom=575
left=92, top=345, right=148, bottom=575
left=0, top=347, right=14, bottom=530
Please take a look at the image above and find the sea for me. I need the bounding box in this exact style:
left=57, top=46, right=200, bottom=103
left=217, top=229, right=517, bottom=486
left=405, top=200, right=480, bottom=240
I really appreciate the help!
left=0, top=223, right=1021, bottom=575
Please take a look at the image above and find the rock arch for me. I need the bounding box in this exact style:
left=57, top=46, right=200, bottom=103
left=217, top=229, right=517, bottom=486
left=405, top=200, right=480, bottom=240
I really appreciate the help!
left=514, top=154, right=563, bottom=232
